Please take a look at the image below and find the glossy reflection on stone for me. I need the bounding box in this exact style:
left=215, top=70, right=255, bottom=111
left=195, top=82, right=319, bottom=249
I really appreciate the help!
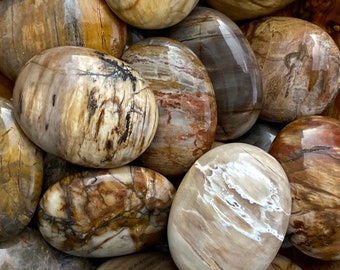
left=168, top=143, right=291, bottom=270
left=38, top=166, right=176, bottom=257
left=97, top=251, right=177, bottom=270
left=13, top=46, right=158, bottom=168
left=269, top=116, right=340, bottom=260
left=0, top=97, right=43, bottom=242
left=169, top=7, right=262, bottom=141
left=242, top=17, right=340, bottom=123
left=122, top=37, right=217, bottom=177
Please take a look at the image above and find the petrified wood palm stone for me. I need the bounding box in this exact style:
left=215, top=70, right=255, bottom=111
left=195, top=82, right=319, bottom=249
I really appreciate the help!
left=122, top=37, right=217, bottom=177
left=12, top=46, right=158, bottom=168
left=37, top=166, right=175, bottom=257
left=242, top=17, right=340, bottom=123
left=104, top=0, right=199, bottom=29
left=0, top=97, right=43, bottom=242
left=168, top=143, right=291, bottom=270
left=0, top=0, right=127, bottom=81
left=169, top=7, right=262, bottom=141
left=269, top=116, right=340, bottom=260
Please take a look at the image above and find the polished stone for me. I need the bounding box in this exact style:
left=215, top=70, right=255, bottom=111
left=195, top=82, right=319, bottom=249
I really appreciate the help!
left=168, top=143, right=291, bottom=270
left=269, top=116, right=340, bottom=260
left=0, top=97, right=43, bottom=242
left=38, top=166, right=175, bottom=257
left=104, top=0, right=198, bottom=29
left=169, top=7, right=263, bottom=141
left=323, top=91, right=340, bottom=121
left=0, top=72, right=13, bottom=99
left=122, top=37, right=217, bottom=177
left=206, top=0, right=295, bottom=21
left=12, top=46, right=158, bottom=168
left=0, top=0, right=127, bottom=81
left=242, top=17, right=340, bottom=123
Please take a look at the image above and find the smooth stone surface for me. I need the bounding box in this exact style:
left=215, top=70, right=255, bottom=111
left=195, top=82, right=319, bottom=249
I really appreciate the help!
left=0, top=227, right=95, bottom=270
left=104, top=0, right=198, bottom=29
left=236, top=120, right=283, bottom=152
left=122, top=37, right=217, bottom=177
left=269, top=116, right=340, bottom=260
left=168, top=143, right=291, bottom=270
left=169, top=7, right=262, bottom=141
left=97, top=251, right=177, bottom=269
left=13, top=46, right=158, bottom=168
left=206, top=0, right=295, bottom=21
left=0, top=97, right=43, bottom=242
left=38, top=166, right=176, bottom=257
left=267, top=254, right=302, bottom=270
left=0, top=0, right=127, bottom=81
left=242, top=16, right=340, bottom=123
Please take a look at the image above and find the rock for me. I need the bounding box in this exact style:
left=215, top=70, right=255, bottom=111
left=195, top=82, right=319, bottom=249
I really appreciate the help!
left=122, top=37, right=217, bottom=177
left=168, top=143, right=291, bottom=270
left=37, top=166, right=176, bottom=257
left=12, top=46, right=158, bottom=168
left=0, top=97, right=43, bottom=241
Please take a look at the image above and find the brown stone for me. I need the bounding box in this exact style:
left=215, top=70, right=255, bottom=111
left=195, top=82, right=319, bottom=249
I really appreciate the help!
left=122, top=37, right=217, bottom=177
left=37, top=166, right=176, bottom=257
left=269, top=116, right=340, bottom=260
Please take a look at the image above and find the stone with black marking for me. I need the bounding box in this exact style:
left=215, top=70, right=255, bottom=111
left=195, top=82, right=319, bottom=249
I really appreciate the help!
left=12, top=46, right=158, bottom=168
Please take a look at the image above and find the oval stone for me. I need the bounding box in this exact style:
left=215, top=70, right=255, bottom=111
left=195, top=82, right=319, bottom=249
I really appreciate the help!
left=0, top=97, right=43, bottom=241
left=168, top=143, right=291, bottom=270
left=37, top=166, right=176, bottom=257
left=269, top=116, right=340, bottom=260
left=122, top=37, right=217, bottom=177
left=242, top=17, right=340, bottom=122
left=12, top=46, right=158, bottom=168
left=169, top=7, right=262, bottom=141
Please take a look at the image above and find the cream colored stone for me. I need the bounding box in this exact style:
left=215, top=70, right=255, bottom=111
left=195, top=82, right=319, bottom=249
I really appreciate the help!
left=168, top=143, right=291, bottom=270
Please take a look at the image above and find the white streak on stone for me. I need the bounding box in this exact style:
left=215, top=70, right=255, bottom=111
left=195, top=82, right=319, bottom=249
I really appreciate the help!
left=194, top=160, right=285, bottom=242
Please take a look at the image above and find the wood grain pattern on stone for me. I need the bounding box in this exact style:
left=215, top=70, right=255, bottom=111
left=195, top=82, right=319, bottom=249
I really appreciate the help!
left=0, top=97, right=43, bottom=242
left=0, top=227, right=95, bottom=270
left=97, top=251, right=177, bottom=270
left=169, top=7, right=262, bottom=141
left=242, top=16, right=340, bottom=123
left=0, top=72, right=13, bottom=99
left=0, top=0, right=127, bottom=81
left=122, top=37, right=217, bottom=177
left=206, top=0, right=295, bottom=21
left=168, top=143, right=291, bottom=270
left=269, top=116, right=340, bottom=260
left=12, top=46, right=158, bottom=168
left=37, top=166, right=176, bottom=257
left=104, top=0, right=198, bottom=29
